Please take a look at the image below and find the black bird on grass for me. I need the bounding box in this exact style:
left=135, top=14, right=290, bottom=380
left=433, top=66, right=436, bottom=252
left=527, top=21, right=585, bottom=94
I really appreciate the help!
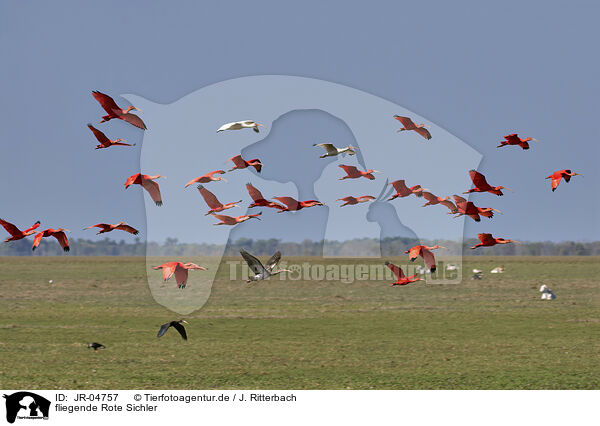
left=157, top=320, right=188, bottom=340
left=87, top=342, right=105, bottom=350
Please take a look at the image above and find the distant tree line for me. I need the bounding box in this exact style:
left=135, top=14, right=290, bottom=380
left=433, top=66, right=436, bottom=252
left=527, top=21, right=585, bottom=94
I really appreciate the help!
left=1, top=236, right=599, bottom=256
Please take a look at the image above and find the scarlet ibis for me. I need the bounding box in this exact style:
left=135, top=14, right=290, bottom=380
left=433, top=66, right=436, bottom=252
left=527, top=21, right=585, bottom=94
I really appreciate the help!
left=336, top=195, right=375, bottom=206
left=91, top=91, right=147, bottom=130
left=211, top=212, right=262, bottom=225
left=152, top=262, right=207, bottom=289
left=228, top=155, right=262, bottom=173
left=464, top=170, right=512, bottom=196
left=124, top=173, right=165, bottom=206
left=197, top=185, right=242, bottom=215
left=497, top=134, right=536, bottom=150
left=84, top=222, right=139, bottom=235
left=393, top=115, right=432, bottom=140
left=246, top=183, right=285, bottom=210
left=470, top=233, right=520, bottom=249
left=185, top=170, right=227, bottom=187
left=157, top=320, right=188, bottom=340
left=313, top=143, right=358, bottom=158
left=87, top=343, right=105, bottom=350
left=272, top=197, right=324, bottom=212
left=403, top=245, right=446, bottom=272
left=338, top=165, right=379, bottom=180
left=388, top=180, right=427, bottom=200
left=421, top=192, right=452, bottom=207
left=452, top=196, right=501, bottom=222
left=0, top=218, right=41, bottom=242
left=240, top=250, right=292, bottom=283
left=32, top=228, right=70, bottom=252
left=385, top=262, right=423, bottom=286
left=438, top=199, right=458, bottom=214
left=86, top=124, right=134, bottom=149
left=546, top=169, right=583, bottom=192
left=217, top=121, right=264, bottom=133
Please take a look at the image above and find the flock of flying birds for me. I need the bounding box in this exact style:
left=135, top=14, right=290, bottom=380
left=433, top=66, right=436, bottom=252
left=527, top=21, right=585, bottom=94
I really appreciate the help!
left=2, top=92, right=583, bottom=342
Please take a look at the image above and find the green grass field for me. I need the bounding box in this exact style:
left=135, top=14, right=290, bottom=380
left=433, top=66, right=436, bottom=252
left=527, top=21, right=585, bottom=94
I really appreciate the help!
left=0, top=256, right=598, bottom=389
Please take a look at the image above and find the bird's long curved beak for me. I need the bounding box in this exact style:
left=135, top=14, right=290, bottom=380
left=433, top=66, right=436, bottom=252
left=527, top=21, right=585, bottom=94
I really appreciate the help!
left=513, top=240, right=522, bottom=244
left=492, top=209, right=503, bottom=214
left=503, top=187, right=514, bottom=191
left=256, top=123, right=264, bottom=127
left=574, top=173, right=584, bottom=177
left=221, top=177, right=228, bottom=182
left=181, top=320, right=188, bottom=324
left=134, top=107, right=143, bottom=113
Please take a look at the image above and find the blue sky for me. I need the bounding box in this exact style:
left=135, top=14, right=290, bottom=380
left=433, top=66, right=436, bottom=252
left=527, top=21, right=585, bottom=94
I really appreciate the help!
left=0, top=1, right=598, bottom=244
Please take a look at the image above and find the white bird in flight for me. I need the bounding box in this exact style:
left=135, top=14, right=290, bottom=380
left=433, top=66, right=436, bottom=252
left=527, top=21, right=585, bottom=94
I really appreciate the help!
left=217, top=120, right=264, bottom=133
left=313, top=143, right=358, bottom=158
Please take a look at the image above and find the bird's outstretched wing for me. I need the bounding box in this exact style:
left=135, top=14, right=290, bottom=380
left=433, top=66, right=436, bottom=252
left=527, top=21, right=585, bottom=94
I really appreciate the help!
left=172, top=322, right=188, bottom=340
left=415, top=127, right=432, bottom=140
left=197, top=185, right=223, bottom=209
left=52, top=231, right=70, bottom=252
left=153, top=263, right=177, bottom=281
left=272, top=197, right=300, bottom=210
left=246, top=183, right=265, bottom=201
left=157, top=323, right=171, bottom=338
left=211, top=214, right=234, bottom=224
left=385, top=261, right=405, bottom=280
left=421, top=192, right=438, bottom=203
left=421, top=248, right=436, bottom=272
left=229, top=155, right=247, bottom=168
left=390, top=180, right=408, bottom=194
left=87, top=124, right=111, bottom=145
left=453, top=195, right=468, bottom=205
left=314, top=143, right=338, bottom=155
left=120, top=113, right=147, bottom=130
left=439, top=200, right=457, bottom=212
left=142, top=179, right=163, bottom=206
left=407, top=246, right=422, bottom=261
left=240, top=249, right=266, bottom=275
left=24, top=221, right=41, bottom=233
left=338, top=164, right=358, bottom=175
left=115, top=224, right=139, bottom=235
left=92, top=91, right=121, bottom=114
left=393, top=115, right=416, bottom=129
left=265, top=251, right=282, bottom=273
left=469, top=170, right=490, bottom=188
left=477, top=233, right=495, bottom=244
left=31, top=232, right=44, bottom=250
left=0, top=218, right=21, bottom=237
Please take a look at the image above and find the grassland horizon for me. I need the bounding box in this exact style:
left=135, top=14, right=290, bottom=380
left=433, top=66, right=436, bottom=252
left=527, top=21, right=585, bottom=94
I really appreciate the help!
left=0, top=256, right=598, bottom=389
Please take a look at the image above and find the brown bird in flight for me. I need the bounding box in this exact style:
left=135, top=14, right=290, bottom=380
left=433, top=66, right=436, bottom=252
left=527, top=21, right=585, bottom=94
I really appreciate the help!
left=32, top=228, right=70, bottom=252
left=185, top=170, right=227, bottom=187
left=336, top=195, right=375, bottom=206
left=153, top=262, right=207, bottom=289
left=125, top=173, right=165, bottom=206
left=272, top=197, right=324, bottom=212
left=393, top=115, right=432, bottom=140
left=497, top=133, right=536, bottom=150
left=228, top=155, right=262, bottom=173
left=0, top=218, right=41, bottom=242
left=464, top=170, right=512, bottom=196
left=197, top=185, right=242, bottom=215
left=87, top=124, right=134, bottom=149
left=211, top=212, right=262, bottom=225
left=388, top=180, right=427, bottom=200
left=546, top=169, right=583, bottom=192
left=403, top=245, right=446, bottom=272
left=338, top=165, right=379, bottom=180
left=84, top=222, right=139, bottom=235
left=246, top=183, right=286, bottom=210
left=91, top=91, right=147, bottom=130
left=470, top=233, right=520, bottom=249
left=385, top=262, right=423, bottom=286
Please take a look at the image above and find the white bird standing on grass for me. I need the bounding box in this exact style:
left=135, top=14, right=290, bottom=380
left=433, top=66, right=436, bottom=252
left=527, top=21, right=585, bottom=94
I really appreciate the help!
left=217, top=121, right=264, bottom=133
left=313, top=143, right=358, bottom=158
